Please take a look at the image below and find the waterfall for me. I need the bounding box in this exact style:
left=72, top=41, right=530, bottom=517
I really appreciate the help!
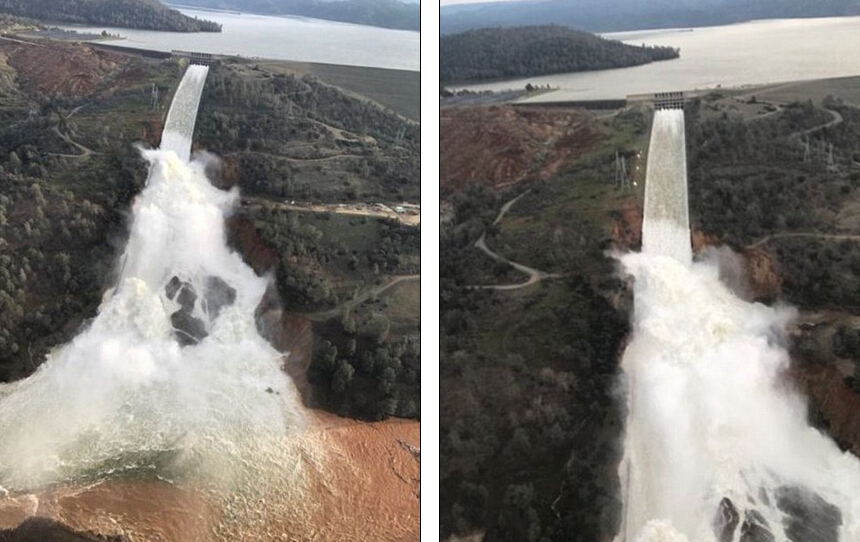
left=617, top=110, right=860, bottom=542
left=0, top=65, right=304, bottom=493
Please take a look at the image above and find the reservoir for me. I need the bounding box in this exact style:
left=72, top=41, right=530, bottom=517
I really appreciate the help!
left=58, top=8, right=420, bottom=71
left=455, top=16, right=860, bottom=101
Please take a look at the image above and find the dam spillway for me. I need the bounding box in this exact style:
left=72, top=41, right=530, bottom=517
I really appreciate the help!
left=160, top=63, right=209, bottom=161
left=641, top=108, right=691, bottom=264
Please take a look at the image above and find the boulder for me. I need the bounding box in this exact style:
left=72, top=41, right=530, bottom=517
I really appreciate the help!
left=165, top=276, right=197, bottom=312
left=775, top=485, right=841, bottom=542
left=713, top=497, right=740, bottom=542
left=740, top=509, right=775, bottom=542
left=204, top=276, right=236, bottom=318
left=170, top=308, right=207, bottom=346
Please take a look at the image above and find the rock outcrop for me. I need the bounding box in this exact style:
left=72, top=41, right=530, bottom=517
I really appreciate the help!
left=203, top=276, right=235, bottom=319
left=164, top=276, right=206, bottom=346
left=0, top=517, right=126, bottom=542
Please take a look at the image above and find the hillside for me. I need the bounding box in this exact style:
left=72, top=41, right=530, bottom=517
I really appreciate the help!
left=169, top=0, right=420, bottom=31
left=440, top=0, right=860, bottom=34
left=0, top=0, right=221, bottom=32
left=440, top=26, right=679, bottom=83
left=440, top=104, right=650, bottom=540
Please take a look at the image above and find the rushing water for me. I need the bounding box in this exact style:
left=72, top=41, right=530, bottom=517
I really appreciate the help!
left=456, top=16, right=860, bottom=100
left=56, top=8, right=419, bottom=71
left=0, top=65, right=305, bottom=495
left=617, top=110, right=860, bottom=542
left=640, top=109, right=691, bottom=265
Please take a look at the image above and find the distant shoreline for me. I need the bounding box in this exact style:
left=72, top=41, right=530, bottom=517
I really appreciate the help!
left=165, top=3, right=242, bottom=15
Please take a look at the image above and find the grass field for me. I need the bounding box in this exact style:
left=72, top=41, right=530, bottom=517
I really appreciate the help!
left=378, top=278, right=420, bottom=331
left=743, top=76, right=860, bottom=107
left=251, top=59, right=420, bottom=122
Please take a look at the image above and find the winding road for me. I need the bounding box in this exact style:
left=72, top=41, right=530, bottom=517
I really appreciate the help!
left=303, top=274, right=419, bottom=322
left=745, top=103, right=783, bottom=123
left=750, top=231, right=860, bottom=248
left=800, top=108, right=843, bottom=136
left=472, top=191, right=561, bottom=290
left=50, top=104, right=95, bottom=159
left=51, top=125, right=94, bottom=158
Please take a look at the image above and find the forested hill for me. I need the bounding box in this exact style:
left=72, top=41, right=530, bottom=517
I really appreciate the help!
left=165, top=0, right=420, bottom=31
left=440, top=25, right=679, bottom=83
left=0, top=0, right=221, bottom=32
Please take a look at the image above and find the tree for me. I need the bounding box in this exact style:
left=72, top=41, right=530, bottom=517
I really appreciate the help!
left=362, top=312, right=391, bottom=344
left=379, top=366, right=396, bottom=394
left=332, top=359, right=354, bottom=393
left=8, top=151, right=20, bottom=172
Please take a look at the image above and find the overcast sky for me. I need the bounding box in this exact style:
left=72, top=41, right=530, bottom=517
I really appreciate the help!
left=440, top=0, right=527, bottom=7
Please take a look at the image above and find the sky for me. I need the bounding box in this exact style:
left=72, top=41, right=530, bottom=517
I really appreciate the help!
left=440, top=0, right=527, bottom=7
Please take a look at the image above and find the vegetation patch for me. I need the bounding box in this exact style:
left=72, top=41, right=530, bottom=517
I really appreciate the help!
left=440, top=25, right=678, bottom=83
left=0, top=0, right=221, bottom=32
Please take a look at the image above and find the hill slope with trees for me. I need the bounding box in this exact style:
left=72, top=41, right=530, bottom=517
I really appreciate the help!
left=167, top=0, right=419, bottom=31
left=440, top=25, right=679, bottom=83
left=0, top=0, right=221, bottom=32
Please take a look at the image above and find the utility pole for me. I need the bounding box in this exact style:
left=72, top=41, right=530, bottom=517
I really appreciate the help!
left=150, top=84, right=159, bottom=112
left=615, top=151, right=630, bottom=188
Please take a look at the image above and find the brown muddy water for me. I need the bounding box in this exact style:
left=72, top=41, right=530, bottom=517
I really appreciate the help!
left=0, top=413, right=420, bottom=541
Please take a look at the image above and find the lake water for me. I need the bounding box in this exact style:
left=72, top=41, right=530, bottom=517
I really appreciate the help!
left=457, top=17, right=860, bottom=101
left=58, top=8, right=420, bottom=71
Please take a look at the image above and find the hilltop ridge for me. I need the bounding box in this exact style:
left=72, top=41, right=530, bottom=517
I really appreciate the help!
left=440, top=25, right=679, bottom=83
left=0, top=0, right=222, bottom=32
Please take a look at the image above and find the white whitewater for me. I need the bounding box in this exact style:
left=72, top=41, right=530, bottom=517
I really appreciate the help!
left=618, top=109, right=860, bottom=542
left=0, top=64, right=304, bottom=492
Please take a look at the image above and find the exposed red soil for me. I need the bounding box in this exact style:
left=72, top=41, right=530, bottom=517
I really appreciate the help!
left=440, top=106, right=600, bottom=190
left=691, top=231, right=782, bottom=301
left=741, top=247, right=782, bottom=302
left=284, top=412, right=420, bottom=542
left=789, top=361, right=860, bottom=457
left=225, top=215, right=278, bottom=274
left=0, top=40, right=131, bottom=99
left=690, top=229, right=721, bottom=253
left=610, top=200, right=643, bottom=250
